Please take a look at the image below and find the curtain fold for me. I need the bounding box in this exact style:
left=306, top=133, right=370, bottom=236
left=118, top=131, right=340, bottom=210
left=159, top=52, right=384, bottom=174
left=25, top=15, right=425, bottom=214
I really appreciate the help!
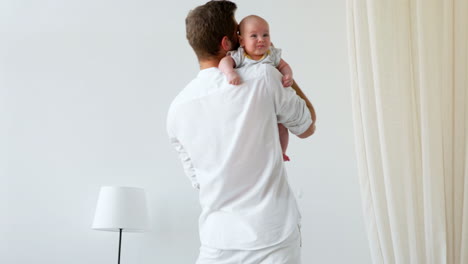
left=347, top=0, right=468, bottom=263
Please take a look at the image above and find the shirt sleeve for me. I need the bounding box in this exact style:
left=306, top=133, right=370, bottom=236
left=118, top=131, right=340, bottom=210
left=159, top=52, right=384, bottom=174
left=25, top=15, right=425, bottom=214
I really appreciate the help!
left=169, top=137, right=200, bottom=189
left=265, top=66, right=313, bottom=135
left=269, top=47, right=282, bottom=67
left=227, top=48, right=245, bottom=68
left=167, top=109, right=200, bottom=190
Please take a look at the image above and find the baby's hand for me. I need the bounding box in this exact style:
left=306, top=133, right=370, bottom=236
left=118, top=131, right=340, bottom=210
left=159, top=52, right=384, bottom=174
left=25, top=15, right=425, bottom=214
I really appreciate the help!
left=282, top=74, right=293, bottom=87
left=227, top=72, right=242, bottom=85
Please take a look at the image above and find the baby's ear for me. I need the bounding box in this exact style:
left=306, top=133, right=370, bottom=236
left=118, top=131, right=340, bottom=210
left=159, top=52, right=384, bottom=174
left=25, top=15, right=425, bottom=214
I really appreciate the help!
left=239, top=36, right=244, bottom=47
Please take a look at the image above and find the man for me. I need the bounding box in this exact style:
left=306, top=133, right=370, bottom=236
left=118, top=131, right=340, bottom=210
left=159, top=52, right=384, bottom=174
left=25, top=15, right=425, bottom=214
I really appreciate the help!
left=167, top=1, right=316, bottom=263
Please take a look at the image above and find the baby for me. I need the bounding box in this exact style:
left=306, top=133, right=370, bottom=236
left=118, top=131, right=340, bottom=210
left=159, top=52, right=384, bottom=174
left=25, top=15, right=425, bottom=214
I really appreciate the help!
left=219, top=15, right=294, bottom=161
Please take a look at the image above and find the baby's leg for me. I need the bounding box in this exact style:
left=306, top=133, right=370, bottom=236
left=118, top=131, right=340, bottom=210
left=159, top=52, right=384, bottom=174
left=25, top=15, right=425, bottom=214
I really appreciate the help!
left=278, top=124, right=290, bottom=161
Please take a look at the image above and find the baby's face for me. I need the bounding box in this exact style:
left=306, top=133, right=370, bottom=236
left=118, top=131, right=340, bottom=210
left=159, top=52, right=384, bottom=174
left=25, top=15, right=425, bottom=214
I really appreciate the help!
left=240, top=18, right=271, bottom=60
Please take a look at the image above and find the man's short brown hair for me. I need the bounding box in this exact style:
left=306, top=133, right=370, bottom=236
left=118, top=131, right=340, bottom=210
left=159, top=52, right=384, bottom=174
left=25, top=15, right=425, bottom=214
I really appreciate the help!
left=186, top=0, right=238, bottom=61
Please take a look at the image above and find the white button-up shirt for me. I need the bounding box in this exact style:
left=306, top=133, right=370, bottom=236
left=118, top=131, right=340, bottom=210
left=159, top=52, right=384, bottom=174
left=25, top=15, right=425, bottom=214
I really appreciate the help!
left=167, top=64, right=312, bottom=250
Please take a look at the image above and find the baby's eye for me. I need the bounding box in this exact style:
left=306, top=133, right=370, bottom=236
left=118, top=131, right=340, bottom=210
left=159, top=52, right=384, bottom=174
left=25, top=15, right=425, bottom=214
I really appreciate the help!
left=250, top=34, right=257, bottom=38
left=263, top=33, right=269, bottom=37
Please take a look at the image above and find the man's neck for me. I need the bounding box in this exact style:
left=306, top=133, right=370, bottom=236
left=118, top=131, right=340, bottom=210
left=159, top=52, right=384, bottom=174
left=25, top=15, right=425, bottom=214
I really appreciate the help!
left=199, top=59, right=221, bottom=70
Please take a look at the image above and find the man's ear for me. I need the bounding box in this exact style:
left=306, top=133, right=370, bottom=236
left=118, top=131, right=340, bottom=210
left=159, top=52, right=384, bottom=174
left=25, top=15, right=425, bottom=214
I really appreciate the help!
left=221, top=36, right=232, bottom=52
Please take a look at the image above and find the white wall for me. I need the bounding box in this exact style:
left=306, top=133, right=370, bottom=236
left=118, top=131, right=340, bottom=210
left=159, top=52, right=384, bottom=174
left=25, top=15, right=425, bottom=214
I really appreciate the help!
left=1, top=0, right=371, bottom=263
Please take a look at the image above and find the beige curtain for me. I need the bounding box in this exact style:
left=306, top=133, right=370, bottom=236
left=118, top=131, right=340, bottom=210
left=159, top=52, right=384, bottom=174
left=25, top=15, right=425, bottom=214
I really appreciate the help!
left=346, top=0, right=468, bottom=263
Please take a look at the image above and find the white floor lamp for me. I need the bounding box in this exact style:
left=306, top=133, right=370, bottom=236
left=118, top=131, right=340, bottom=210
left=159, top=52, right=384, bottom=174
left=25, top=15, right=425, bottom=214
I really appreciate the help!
left=92, top=186, right=150, bottom=264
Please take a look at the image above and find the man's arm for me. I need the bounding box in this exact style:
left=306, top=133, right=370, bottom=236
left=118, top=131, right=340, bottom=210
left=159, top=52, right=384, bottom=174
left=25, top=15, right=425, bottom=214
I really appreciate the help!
left=291, top=80, right=316, bottom=138
left=169, top=137, right=200, bottom=189
left=266, top=65, right=316, bottom=138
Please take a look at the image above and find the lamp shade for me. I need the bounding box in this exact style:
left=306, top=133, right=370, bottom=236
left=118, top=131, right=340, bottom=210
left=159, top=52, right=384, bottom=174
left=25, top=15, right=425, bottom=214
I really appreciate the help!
left=92, top=186, right=149, bottom=232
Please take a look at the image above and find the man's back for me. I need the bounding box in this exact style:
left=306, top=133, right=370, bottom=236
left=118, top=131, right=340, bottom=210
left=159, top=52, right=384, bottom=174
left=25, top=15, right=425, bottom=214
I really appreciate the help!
left=167, top=64, right=311, bottom=249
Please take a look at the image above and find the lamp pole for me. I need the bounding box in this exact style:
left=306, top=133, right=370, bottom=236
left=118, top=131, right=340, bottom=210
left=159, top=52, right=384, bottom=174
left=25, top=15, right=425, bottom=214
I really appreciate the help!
left=118, top=228, right=122, bottom=264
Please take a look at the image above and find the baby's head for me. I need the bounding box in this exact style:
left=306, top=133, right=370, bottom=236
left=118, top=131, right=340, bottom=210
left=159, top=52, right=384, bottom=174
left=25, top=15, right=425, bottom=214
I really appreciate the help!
left=238, top=15, right=271, bottom=60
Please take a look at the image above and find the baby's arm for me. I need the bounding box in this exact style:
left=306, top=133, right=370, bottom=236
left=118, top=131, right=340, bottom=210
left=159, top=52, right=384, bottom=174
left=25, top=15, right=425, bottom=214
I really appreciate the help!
left=277, top=59, right=293, bottom=87
left=219, top=56, right=242, bottom=85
